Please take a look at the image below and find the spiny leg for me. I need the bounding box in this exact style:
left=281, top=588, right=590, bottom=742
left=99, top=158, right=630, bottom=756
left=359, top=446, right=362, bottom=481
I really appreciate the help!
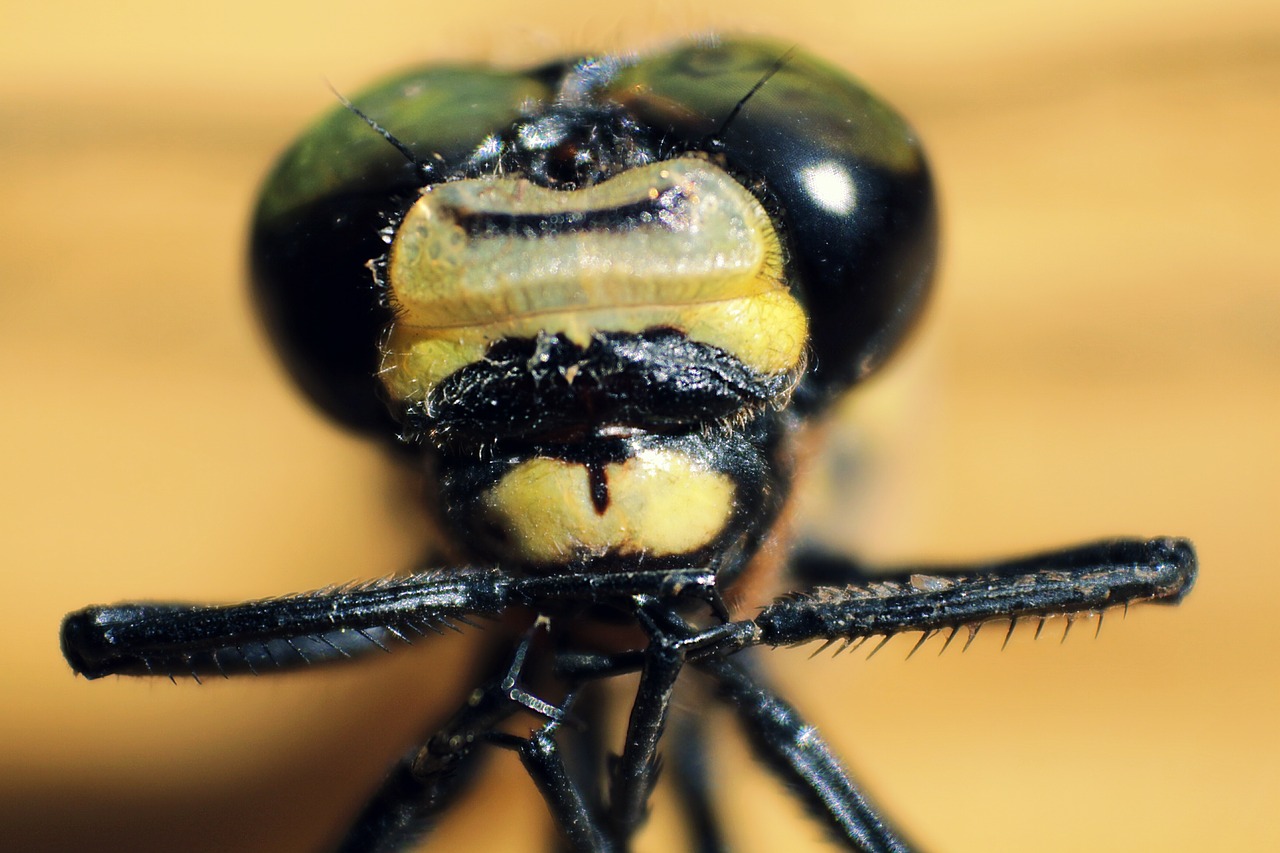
left=60, top=569, right=511, bottom=679
left=549, top=541, right=1195, bottom=670
left=758, top=538, right=1197, bottom=652
left=60, top=567, right=719, bottom=680
left=600, top=538, right=1192, bottom=853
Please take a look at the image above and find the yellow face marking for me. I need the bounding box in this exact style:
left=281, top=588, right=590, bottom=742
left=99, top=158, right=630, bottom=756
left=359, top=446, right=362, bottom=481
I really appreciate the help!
left=380, top=157, right=807, bottom=403
left=480, top=448, right=736, bottom=564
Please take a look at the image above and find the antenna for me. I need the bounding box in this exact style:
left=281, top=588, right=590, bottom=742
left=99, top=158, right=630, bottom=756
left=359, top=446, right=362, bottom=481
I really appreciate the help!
left=707, top=46, right=797, bottom=144
left=326, top=81, right=434, bottom=178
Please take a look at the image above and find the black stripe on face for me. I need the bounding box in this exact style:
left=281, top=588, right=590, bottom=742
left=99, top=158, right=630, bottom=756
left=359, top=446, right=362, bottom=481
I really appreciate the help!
left=449, top=185, right=689, bottom=239
left=435, top=421, right=788, bottom=576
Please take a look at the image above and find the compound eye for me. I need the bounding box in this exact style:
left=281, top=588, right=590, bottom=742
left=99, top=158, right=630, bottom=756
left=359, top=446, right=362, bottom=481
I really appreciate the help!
left=605, top=39, right=938, bottom=402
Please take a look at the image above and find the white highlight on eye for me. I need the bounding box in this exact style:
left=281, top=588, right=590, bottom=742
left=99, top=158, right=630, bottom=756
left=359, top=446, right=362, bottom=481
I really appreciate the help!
left=800, top=160, right=857, bottom=215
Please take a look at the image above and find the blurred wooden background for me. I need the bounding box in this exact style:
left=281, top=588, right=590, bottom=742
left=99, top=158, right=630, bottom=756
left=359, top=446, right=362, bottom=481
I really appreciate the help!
left=2, top=2, right=1276, bottom=850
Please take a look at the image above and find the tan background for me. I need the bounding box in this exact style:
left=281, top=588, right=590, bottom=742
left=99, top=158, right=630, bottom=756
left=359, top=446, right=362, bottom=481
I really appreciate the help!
left=2, top=1, right=1276, bottom=851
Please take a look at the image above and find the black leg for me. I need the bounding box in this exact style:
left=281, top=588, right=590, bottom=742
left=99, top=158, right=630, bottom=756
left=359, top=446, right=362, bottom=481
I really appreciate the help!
left=589, top=600, right=904, bottom=851
left=698, top=653, right=913, bottom=853
left=755, top=538, right=1196, bottom=651
left=537, top=540, right=1195, bottom=853
left=492, top=718, right=617, bottom=853
left=606, top=603, right=688, bottom=845
left=61, top=542, right=1196, bottom=851
left=552, top=541, right=1195, bottom=672
left=336, top=755, right=483, bottom=853
left=61, top=567, right=722, bottom=679
left=60, top=569, right=511, bottom=678
left=337, top=630, right=555, bottom=853
left=544, top=600, right=746, bottom=848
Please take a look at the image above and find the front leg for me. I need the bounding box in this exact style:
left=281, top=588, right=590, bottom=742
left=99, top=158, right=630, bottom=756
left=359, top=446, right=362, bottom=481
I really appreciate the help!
left=552, top=540, right=1194, bottom=674
left=60, top=569, right=511, bottom=679
left=60, top=567, right=720, bottom=679
left=759, top=538, right=1196, bottom=653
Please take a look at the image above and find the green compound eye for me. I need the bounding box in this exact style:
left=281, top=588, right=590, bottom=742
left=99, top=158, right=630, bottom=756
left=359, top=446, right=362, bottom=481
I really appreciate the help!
left=250, top=38, right=936, bottom=440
